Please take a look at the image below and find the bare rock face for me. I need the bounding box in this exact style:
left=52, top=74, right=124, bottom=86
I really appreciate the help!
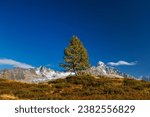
left=0, top=68, right=40, bottom=82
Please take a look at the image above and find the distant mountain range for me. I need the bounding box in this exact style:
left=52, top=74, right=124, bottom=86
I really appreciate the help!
left=140, top=76, right=150, bottom=82
left=85, top=61, right=135, bottom=78
left=0, top=66, right=73, bottom=82
left=0, top=61, right=146, bottom=82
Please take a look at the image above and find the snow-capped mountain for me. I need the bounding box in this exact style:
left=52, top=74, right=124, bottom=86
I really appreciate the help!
left=0, top=66, right=74, bottom=82
left=0, top=61, right=135, bottom=83
left=33, top=66, right=73, bottom=82
left=86, top=61, right=135, bottom=78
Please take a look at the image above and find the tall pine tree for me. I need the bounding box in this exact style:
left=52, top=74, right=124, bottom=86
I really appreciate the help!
left=60, top=35, right=90, bottom=75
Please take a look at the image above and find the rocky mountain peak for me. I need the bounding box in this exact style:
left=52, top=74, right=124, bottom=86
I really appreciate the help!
left=38, top=66, right=47, bottom=71
left=97, top=61, right=105, bottom=67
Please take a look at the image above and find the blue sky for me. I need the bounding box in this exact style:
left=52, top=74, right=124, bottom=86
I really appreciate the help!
left=0, top=0, right=150, bottom=77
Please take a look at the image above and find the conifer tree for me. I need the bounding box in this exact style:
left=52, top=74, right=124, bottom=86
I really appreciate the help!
left=60, top=35, right=90, bottom=75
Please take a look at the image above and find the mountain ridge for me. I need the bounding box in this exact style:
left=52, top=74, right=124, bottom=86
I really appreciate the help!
left=0, top=61, right=137, bottom=82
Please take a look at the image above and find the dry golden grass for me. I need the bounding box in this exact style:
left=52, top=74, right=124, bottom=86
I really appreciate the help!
left=0, top=94, right=19, bottom=100
left=0, top=75, right=150, bottom=100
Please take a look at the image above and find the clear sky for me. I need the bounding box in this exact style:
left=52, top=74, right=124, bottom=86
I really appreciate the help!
left=0, top=0, right=150, bottom=77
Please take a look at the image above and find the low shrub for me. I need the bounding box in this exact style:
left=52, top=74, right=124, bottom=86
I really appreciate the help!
left=0, top=75, right=150, bottom=100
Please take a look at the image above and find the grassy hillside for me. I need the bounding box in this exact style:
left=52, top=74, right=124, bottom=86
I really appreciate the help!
left=0, top=75, right=150, bottom=100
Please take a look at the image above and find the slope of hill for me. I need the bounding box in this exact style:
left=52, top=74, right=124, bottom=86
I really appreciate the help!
left=0, top=75, right=150, bottom=100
